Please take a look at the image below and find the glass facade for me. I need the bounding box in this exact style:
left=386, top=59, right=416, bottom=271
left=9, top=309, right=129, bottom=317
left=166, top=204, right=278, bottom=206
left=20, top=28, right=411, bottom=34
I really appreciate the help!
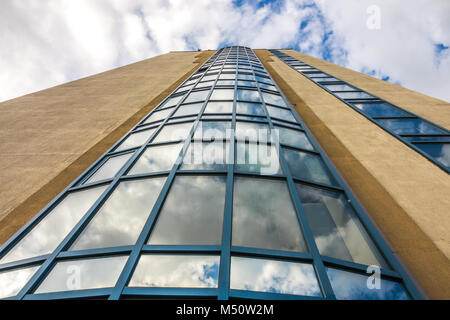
left=271, top=50, right=450, bottom=173
left=0, top=46, right=421, bottom=300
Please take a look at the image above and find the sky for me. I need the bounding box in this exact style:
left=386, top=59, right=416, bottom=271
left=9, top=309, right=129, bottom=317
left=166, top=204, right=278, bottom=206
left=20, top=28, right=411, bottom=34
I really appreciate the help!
left=0, top=0, right=449, bottom=102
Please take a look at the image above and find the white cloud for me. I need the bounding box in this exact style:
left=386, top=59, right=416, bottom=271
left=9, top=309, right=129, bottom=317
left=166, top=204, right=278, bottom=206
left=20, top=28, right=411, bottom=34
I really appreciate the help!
left=0, top=0, right=448, bottom=102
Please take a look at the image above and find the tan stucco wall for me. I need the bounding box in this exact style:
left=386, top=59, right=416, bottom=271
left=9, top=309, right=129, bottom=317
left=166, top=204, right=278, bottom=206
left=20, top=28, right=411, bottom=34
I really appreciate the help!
left=281, top=49, right=450, bottom=129
left=0, top=50, right=214, bottom=244
left=255, top=50, right=450, bottom=299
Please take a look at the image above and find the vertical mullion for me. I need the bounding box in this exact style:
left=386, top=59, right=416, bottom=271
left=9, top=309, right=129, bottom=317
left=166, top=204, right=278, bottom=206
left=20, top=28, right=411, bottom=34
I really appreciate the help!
left=107, top=49, right=226, bottom=300
left=250, top=49, right=337, bottom=299
left=218, top=48, right=236, bottom=300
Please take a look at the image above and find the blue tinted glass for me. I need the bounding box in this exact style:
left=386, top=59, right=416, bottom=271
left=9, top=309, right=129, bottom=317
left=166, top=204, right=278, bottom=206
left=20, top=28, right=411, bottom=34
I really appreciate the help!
left=236, top=102, right=265, bottom=116
left=414, top=143, right=450, bottom=167
left=353, top=103, right=409, bottom=118
left=376, top=119, right=445, bottom=135
left=403, top=136, right=450, bottom=143
left=327, top=268, right=409, bottom=300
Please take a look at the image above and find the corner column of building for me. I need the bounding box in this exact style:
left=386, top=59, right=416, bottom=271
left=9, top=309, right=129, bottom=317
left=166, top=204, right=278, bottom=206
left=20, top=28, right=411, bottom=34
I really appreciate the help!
left=255, top=49, right=450, bottom=299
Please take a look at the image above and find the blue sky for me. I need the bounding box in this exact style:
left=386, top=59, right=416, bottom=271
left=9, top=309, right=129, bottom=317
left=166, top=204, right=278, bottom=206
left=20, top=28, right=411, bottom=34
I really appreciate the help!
left=0, top=0, right=449, bottom=102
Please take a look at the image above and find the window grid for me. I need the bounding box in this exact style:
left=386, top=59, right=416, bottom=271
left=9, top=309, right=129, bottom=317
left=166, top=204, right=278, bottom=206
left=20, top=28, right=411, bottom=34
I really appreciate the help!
left=270, top=50, right=450, bottom=173
left=0, top=47, right=422, bottom=300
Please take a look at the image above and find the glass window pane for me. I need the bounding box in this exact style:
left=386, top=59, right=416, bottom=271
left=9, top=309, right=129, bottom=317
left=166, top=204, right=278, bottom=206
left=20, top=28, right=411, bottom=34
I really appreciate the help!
left=216, top=80, right=235, bottom=86
left=195, top=81, right=214, bottom=89
left=115, top=129, right=156, bottom=152
left=158, top=95, right=184, bottom=109
left=230, top=257, right=321, bottom=296
left=353, top=102, right=409, bottom=118
left=283, top=148, right=334, bottom=186
left=261, top=92, right=287, bottom=107
left=259, top=83, right=277, bottom=91
left=0, top=186, right=107, bottom=264
left=181, top=141, right=229, bottom=170
left=414, top=143, right=450, bottom=168
left=276, top=126, right=313, bottom=150
left=143, top=108, right=173, bottom=124
left=313, top=77, right=339, bottom=83
left=334, top=91, right=374, bottom=99
left=235, top=121, right=270, bottom=142
left=70, top=177, right=166, bottom=250
left=85, top=153, right=133, bottom=184
left=296, top=183, right=388, bottom=268
left=219, top=73, right=235, bottom=80
left=232, top=177, right=305, bottom=251
left=0, top=265, right=40, bottom=298
left=173, top=103, right=203, bottom=117
left=152, top=122, right=193, bottom=143
left=148, top=175, right=226, bottom=245
left=236, top=102, right=265, bottom=116
left=327, top=268, right=409, bottom=300
left=323, top=84, right=355, bottom=91
left=376, top=118, right=445, bottom=135
left=35, top=256, right=128, bottom=294
left=194, top=121, right=231, bottom=140
left=235, top=142, right=282, bottom=175
left=210, top=89, right=234, bottom=100
left=237, top=74, right=255, bottom=81
left=266, top=106, right=296, bottom=122
left=129, top=255, right=220, bottom=288
left=204, top=101, right=233, bottom=114
left=128, top=143, right=182, bottom=175
left=236, top=89, right=261, bottom=103
left=202, top=74, right=218, bottom=82
left=184, top=90, right=209, bottom=104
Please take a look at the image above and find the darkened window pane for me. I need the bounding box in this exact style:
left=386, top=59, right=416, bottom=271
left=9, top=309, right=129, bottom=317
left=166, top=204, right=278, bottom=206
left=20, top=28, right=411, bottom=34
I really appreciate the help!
left=129, top=255, right=220, bottom=288
left=204, top=101, right=233, bottom=114
left=353, top=102, right=409, bottom=118
left=235, top=121, right=270, bottom=142
left=173, top=103, right=203, bottom=117
left=210, top=89, right=234, bottom=100
left=232, top=177, right=305, bottom=251
left=327, top=268, right=409, bottom=300
left=414, top=143, right=450, bottom=167
left=266, top=106, right=296, bottom=122
left=35, top=256, right=128, bottom=294
left=0, top=265, right=40, bottom=298
left=181, top=141, right=229, bottom=170
left=184, top=90, right=209, bottom=103
left=0, top=186, right=107, bottom=264
left=85, top=153, right=133, bottom=184
left=148, top=175, right=226, bottom=245
left=283, top=148, right=334, bottom=185
left=276, top=126, right=313, bottom=150
left=376, top=118, right=444, bottom=135
left=194, top=121, right=231, bottom=140
left=152, top=122, right=193, bottom=143
left=236, top=89, right=261, bottom=102
left=296, top=183, right=388, bottom=268
left=143, top=108, right=173, bottom=124
left=128, top=143, right=182, bottom=175
left=70, top=177, right=166, bottom=250
left=261, top=92, right=287, bottom=107
left=230, top=257, right=321, bottom=296
left=235, top=142, right=282, bottom=175
left=115, top=129, right=156, bottom=152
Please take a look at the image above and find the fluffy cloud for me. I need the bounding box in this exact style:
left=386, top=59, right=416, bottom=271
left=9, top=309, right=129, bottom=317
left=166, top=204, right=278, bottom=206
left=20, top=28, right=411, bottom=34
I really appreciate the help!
left=0, top=0, right=448, bottom=102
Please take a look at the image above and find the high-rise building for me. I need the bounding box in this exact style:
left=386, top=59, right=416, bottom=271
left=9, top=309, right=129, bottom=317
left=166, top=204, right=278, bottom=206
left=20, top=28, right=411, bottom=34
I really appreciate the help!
left=0, top=46, right=448, bottom=300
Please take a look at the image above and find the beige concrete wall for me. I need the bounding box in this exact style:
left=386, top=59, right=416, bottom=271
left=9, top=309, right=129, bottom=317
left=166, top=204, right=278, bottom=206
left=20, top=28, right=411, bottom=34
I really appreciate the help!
left=0, top=50, right=214, bottom=244
left=281, top=49, right=450, bottom=129
left=256, top=49, right=450, bottom=299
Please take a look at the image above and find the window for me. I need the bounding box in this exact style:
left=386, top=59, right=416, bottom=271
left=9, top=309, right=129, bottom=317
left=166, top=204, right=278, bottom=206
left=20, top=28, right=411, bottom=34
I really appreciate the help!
left=84, top=153, right=133, bottom=184
left=323, top=84, right=355, bottom=91
left=0, top=186, right=107, bottom=264
left=261, top=92, right=287, bottom=107
left=143, top=108, right=174, bottom=124
left=147, top=175, right=226, bottom=245
left=194, top=121, right=231, bottom=140
left=232, top=177, right=305, bottom=251
left=173, top=103, right=203, bottom=117
left=204, top=101, right=233, bottom=114
left=210, top=89, right=234, bottom=100
left=181, top=141, right=229, bottom=171
left=236, top=102, right=265, bottom=116
left=334, top=91, right=375, bottom=99
left=327, top=268, right=409, bottom=300
left=235, top=121, right=270, bottom=142
left=0, top=265, right=40, bottom=298
left=158, top=95, right=184, bottom=110
left=236, top=89, right=261, bottom=103
left=70, top=177, right=166, bottom=250
left=282, top=148, right=334, bottom=186
left=230, top=257, right=321, bottom=297
left=266, top=105, right=296, bottom=122
left=184, top=90, right=209, bottom=104
left=128, top=143, right=182, bottom=175
left=376, top=118, right=445, bottom=135
left=296, top=183, right=388, bottom=268
left=353, top=102, right=409, bottom=118
left=129, top=255, right=220, bottom=288
left=34, top=256, right=128, bottom=294
left=414, top=143, right=450, bottom=168
left=235, top=142, right=282, bottom=175
left=152, top=122, right=193, bottom=144
left=276, top=126, right=313, bottom=150
left=115, top=129, right=156, bottom=152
